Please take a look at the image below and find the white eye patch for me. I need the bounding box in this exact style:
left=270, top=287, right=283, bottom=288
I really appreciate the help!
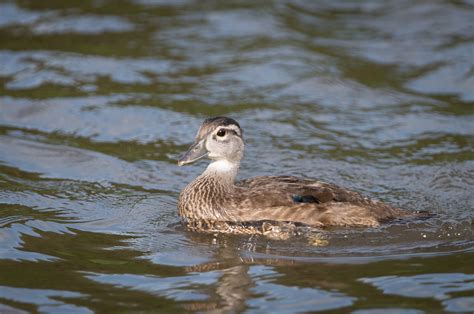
left=214, top=124, right=242, bottom=137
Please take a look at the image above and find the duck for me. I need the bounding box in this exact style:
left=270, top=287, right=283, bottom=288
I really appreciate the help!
left=177, top=116, right=416, bottom=232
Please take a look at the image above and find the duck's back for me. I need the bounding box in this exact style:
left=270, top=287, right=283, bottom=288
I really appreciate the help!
left=237, top=176, right=365, bottom=204
left=233, top=176, right=410, bottom=227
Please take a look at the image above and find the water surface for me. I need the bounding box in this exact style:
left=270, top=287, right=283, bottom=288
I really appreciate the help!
left=0, top=0, right=473, bottom=312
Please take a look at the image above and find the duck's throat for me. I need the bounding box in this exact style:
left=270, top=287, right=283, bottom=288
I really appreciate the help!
left=204, top=160, right=239, bottom=184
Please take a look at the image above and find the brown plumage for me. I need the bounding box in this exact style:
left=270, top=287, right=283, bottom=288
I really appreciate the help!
left=178, top=117, right=415, bottom=232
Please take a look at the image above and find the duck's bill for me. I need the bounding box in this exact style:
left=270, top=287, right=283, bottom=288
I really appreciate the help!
left=178, top=139, right=208, bottom=166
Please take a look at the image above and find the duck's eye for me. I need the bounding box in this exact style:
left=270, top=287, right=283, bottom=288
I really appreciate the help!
left=216, top=129, right=226, bottom=137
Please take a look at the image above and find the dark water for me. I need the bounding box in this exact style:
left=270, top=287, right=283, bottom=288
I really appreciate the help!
left=1, top=0, right=473, bottom=312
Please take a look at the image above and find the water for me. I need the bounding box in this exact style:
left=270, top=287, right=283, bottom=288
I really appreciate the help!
left=0, top=0, right=473, bottom=312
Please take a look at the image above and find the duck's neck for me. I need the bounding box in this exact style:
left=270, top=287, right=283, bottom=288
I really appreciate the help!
left=202, top=159, right=240, bottom=186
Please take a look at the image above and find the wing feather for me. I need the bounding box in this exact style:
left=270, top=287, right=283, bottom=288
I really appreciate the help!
left=234, top=176, right=408, bottom=226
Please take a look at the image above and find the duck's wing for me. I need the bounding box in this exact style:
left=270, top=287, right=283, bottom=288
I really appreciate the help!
left=236, top=175, right=369, bottom=205
left=234, top=176, right=409, bottom=227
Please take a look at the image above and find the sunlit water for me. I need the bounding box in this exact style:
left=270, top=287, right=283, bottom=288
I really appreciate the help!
left=0, top=0, right=473, bottom=312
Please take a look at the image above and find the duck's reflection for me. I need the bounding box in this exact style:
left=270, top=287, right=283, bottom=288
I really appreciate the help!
left=182, top=257, right=355, bottom=313
left=178, top=231, right=351, bottom=312
left=180, top=230, right=253, bottom=312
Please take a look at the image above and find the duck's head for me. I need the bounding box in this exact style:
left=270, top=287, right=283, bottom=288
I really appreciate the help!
left=178, top=117, right=244, bottom=167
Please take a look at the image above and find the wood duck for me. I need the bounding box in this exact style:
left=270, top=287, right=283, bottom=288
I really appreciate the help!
left=178, top=117, right=416, bottom=231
